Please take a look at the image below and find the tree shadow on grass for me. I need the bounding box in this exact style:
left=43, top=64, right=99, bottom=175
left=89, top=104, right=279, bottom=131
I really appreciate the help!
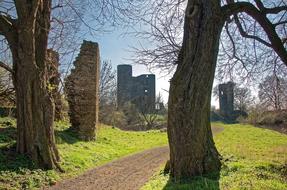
left=0, top=126, right=40, bottom=172
left=163, top=171, right=220, bottom=190
left=55, top=127, right=81, bottom=144
left=0, top=122, right=79, bottom=173
left=0, top=123, right=16, bottom=144
left=0, top=141, right=56, bottom=189
left=0, top=145, right=40, bottom=172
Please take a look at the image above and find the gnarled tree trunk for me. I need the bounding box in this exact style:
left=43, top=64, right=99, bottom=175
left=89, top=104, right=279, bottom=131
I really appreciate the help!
left=15, top=58, right=60, bottom=169
left=8, top=0, right=61, bottom=170
left=167, top=0, right=223, bottom=179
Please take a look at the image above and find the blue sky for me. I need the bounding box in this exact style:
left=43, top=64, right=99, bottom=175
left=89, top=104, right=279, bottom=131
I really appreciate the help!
left=84, top=28, right=172, bottom=103
left=82, top=27, right=219, bottom=107
left=52, top=1, right=221, bottom=107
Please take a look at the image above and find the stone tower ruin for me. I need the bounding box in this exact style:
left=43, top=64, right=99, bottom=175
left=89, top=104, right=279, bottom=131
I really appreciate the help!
left=219, top=81, right=234, bottom=116
left=117, top=64, right=133, bottom=107
left=65, top=40, right=100, bottom=141
left=117, top=64, right=156, bottom=112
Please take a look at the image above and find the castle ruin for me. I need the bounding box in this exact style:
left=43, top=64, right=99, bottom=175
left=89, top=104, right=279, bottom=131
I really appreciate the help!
left=117, top=64, right=156, bottom=112
left=219, top=81, right=234, bottom=117
left=65, top=40, right=100, bottom=141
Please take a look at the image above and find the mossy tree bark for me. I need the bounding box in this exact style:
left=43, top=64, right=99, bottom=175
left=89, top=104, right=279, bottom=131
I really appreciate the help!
left=0, top=0, right=60, bottom=169
left=167, top=0, right=224, bottom=179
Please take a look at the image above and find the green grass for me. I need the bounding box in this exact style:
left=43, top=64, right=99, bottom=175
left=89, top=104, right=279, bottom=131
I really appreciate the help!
left=0, top=117, right=168, bottom=190
left=141, top=123, right=287, bottom=190
left=1, top=118, right=286, bottom=190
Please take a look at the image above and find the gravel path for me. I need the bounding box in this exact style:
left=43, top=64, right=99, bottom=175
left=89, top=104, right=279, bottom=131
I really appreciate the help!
left=45, top=127, right=223, bottom=190
left=45, top=146, right=169, bottom=190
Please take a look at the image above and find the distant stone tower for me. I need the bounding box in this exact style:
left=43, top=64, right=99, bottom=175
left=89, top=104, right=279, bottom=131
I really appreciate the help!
left=65, top=40, right=100, bottom=141
left=117, top=64, right=156, bottom=112
left=117, top=65, right=132, bottom=108
left=219, top=82, right=234, bottom=116
left=132, top=74, right=156, bottom=112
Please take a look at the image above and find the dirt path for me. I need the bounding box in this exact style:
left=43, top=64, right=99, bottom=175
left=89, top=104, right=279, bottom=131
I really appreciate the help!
left=45, top=128, right=222, bottom=190
left=45, top=146, right=169, bottom=190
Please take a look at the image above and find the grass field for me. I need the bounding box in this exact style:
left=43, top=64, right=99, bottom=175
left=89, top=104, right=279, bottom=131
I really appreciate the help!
left=0, top=118, right=167, bottom=190
left=141, top=123, right=287, bottom=190
left=1, top=118, right=286, bottom=190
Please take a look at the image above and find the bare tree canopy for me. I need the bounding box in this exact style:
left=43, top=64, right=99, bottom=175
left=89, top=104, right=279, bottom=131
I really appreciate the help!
left=131, top=0, right=287, bottom=81
left=130, top=0, right=185, bottom=74
left=259, top=74, right=287, bottom=110
left=234, top=85, right=255, bottom=112
left=99, top=60, right=117, bottom=124
left=218, top=0, right=287, bottom=82
left=99, top=60, right=116, bottom=105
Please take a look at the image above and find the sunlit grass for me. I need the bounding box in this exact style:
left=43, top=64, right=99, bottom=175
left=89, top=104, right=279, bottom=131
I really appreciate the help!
left=1, top=118, right=286, bottom=190
left=141, top=123, right=287, bottom=190
left=0, top=118, right=168, bottom=190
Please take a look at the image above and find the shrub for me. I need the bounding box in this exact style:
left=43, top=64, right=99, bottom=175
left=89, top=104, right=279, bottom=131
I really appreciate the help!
left=258, top=110, right=287, bottom=125
left=242, top=105, right=287, bottom=126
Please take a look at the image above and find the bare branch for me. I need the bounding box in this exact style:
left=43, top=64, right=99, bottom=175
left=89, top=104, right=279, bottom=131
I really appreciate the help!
left=0, top=61, right=13, bottom=74
left=222, top=1, right=287, bottom=65
left=0, top=13, right=17, bottom=51
left=0, top=13, right=15, bottom=35
left=233, top=13, right=271, bottom=47
left=265, top=5, right=287, bottom=14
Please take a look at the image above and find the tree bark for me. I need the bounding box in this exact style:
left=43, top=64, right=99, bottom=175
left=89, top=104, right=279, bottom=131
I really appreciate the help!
left=167, top=0, right=223, bottom=179
left=15, top=58, right=60, bottom=169
left=10, top=0, right=61, bottom=170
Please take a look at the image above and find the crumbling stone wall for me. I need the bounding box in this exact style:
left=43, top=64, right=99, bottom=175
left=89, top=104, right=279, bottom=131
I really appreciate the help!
left=65, top=40, right=100, bottom=141
left=46, top=49, right=63, bottom=121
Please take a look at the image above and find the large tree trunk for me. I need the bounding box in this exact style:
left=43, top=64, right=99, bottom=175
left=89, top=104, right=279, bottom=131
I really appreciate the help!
left=12, top=0, right=60, bottom=170
left=15, top=59, right=60, bottom=169
left=167, top=0, right=223, bottom=179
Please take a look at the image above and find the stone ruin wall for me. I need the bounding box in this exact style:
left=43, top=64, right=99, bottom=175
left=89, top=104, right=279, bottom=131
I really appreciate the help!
left=65, top=41, right=100, bottom=141
left=46, top=49, right=63, bottom=121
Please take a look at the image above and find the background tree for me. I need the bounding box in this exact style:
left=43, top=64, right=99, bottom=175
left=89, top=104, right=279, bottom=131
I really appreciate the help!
left=99, top=60, right=116, bottom=107
left=99, top=60, right=117, bottom=125
left=121, top=102, right=143, bottom=127
left=138, top=93, right=165, bottom=129
left=130, top=0, right=184, bottom=74
left=139, top=104, right=158, bottom=130
left=0, top=68, right=15, bottom=106
left=234, top=86, right=255, bottom=112
left=259, top=74, right=287, bottom=110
